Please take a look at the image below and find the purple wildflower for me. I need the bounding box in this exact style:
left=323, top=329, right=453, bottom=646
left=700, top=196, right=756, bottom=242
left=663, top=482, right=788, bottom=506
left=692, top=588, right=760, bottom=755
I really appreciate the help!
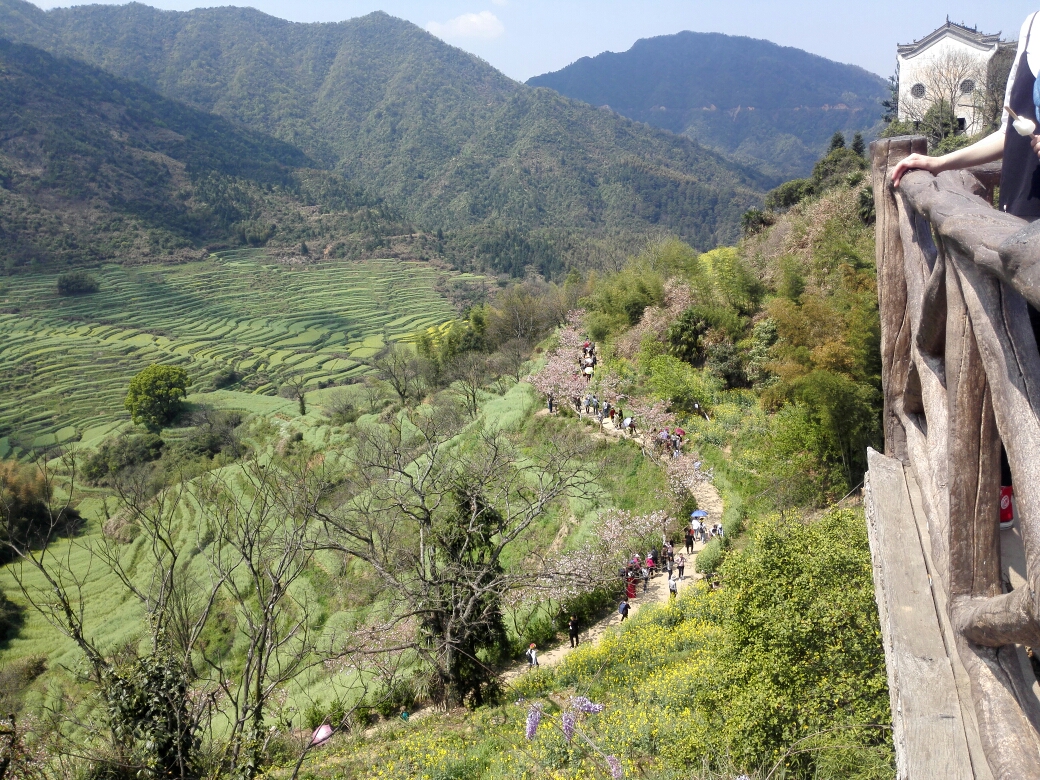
left=606, top=755, right=623, bottom=779
left=525, top=705, right=542, bottom=740
left=570, top=696, right=605, bottom=714
left=561, top=710, right=577, bottom=742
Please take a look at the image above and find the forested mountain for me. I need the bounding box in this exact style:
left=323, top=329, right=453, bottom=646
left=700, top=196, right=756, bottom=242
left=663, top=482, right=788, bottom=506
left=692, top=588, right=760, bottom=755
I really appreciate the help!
left=0, top=37, right=416, bottom=270
left=528, top=31, right=888, bottom=179
left=0, top=0, right=771, bottom=252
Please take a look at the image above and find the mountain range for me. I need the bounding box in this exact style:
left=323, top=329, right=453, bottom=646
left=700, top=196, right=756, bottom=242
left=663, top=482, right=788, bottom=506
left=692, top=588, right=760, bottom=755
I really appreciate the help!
left=528, top=31, right=888, bottom=179
left=0, top=0, right=773, bottom=267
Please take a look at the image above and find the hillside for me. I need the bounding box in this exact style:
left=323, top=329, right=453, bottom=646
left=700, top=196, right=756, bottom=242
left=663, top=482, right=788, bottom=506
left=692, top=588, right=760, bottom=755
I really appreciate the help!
left=0, top=0, right=770, bottom=251
left=528, top=31, right=888, bottom=179
left=0, top=37, right=424, bottom=269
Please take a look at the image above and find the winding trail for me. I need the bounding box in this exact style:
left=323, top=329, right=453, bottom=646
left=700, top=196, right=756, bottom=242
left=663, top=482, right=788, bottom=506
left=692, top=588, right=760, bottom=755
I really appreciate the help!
left=501, top=409, right=724, bottom=683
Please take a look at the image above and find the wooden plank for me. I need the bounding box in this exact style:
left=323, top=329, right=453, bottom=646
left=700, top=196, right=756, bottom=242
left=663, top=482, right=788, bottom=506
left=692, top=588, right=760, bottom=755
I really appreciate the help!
left=866, top=448, right=976, bottom=780
left=904, top=465, right=994, bottom=780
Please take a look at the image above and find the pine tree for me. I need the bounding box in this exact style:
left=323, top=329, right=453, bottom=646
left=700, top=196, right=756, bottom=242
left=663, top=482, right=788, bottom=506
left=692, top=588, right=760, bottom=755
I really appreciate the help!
left=828, top=132, right=846, bottom=152
left=851, top=132, right=866, bottom=157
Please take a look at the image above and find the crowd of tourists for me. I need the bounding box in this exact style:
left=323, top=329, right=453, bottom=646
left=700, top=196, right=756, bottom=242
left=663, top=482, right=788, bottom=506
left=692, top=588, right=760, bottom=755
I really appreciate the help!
left=655, top=427, right=686, bottom=458
left=543, top=338, right=651, bottom=437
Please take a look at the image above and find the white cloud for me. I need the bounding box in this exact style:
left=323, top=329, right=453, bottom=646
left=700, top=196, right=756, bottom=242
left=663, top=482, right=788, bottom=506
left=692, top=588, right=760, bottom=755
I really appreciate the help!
left=427, top=11, right=505, bottom=41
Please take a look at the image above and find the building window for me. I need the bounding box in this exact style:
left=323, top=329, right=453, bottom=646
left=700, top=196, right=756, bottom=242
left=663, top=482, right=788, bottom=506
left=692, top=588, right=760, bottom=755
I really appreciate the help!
left=957, top=117, right=966, bottom=131
left=961, top=79, right=976, bottom=94
left=911, top=83, right=926, bottom=99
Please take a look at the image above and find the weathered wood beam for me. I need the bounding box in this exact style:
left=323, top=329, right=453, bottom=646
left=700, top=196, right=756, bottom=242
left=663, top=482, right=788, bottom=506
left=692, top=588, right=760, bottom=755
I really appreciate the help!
left=871, top=137, right=922, bottom=460
left=947, top=254, right=1040, bottom=649
left=897, top=168, right=1039, bottom=308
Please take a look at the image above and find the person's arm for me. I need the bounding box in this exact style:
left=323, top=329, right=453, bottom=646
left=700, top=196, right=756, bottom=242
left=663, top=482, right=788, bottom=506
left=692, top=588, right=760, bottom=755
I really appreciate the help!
left=891, top=130, right=1006, bottom=187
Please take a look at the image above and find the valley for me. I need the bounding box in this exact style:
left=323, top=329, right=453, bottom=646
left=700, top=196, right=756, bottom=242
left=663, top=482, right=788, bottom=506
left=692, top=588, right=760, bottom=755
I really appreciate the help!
left=0, top=252, right=461, bottom=456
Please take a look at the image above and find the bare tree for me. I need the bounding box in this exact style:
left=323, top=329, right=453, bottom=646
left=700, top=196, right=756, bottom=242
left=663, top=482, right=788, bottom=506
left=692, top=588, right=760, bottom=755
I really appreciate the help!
left=314, top=402, right=593, bottom=707
left=366, top=344, right=427, bottom=404
left=495, top=338, right=532, bottom=383
left=280, top=374, right=308, bottom=416
left=899, top=49, right=988, bottom=141
left=447, top=352, right=494, bottom=418
left=0, top=453, right=396, bottom=780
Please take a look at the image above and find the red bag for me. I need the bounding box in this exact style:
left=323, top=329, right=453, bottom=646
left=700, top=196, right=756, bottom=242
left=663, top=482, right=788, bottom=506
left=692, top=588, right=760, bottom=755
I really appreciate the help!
left=1000, top=485, right=1015, bottom=526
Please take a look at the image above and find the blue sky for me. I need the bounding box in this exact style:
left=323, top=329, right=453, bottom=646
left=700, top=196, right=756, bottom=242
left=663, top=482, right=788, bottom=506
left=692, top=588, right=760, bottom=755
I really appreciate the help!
left=34, top=0, right=1040, bottom=81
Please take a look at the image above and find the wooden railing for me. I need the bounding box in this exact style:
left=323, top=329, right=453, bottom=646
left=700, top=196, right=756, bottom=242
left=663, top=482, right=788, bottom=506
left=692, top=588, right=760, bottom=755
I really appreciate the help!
left=870, top=136, right=1040, bottom=778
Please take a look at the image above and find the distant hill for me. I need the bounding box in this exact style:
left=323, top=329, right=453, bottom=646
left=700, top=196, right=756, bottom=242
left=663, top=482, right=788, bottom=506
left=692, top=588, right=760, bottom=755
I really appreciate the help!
left=0, top=37, right=416, bottom=270
left=0, top=0, right=772, bottom=253
left=528, top=31, right=888, bottom=179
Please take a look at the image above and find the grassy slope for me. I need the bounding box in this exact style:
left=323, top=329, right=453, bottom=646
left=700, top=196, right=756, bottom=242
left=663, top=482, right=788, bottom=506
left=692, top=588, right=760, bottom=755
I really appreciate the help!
left=0, top=377, right=670, bottom=728
left=0, top=253, right=466, bottom=456
left=0, top=0, right=769, bottom=248
left=287, top=188, right=891, bottom=780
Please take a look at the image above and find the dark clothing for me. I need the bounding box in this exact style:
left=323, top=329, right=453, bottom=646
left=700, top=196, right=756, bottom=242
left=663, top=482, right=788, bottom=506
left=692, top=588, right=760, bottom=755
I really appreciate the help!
left=1001, top=17, right=1040, bottom=218
left=568, top=618, right=579, bottom=647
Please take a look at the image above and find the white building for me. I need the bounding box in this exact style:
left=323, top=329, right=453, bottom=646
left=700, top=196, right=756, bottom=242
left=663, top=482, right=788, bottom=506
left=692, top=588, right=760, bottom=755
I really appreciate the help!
left=897, top=20, right=1012, bottom=135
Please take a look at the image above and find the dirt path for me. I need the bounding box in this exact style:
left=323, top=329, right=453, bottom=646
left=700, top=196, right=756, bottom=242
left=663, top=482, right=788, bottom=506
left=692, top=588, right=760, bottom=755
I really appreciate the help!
left=504, top=408, right=723, bottom=683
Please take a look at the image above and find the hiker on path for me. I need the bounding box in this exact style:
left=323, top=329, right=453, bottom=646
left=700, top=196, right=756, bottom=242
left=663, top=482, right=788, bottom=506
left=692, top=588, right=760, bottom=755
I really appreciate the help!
left=568, top=615, right=580, bottom=648
left=527, top=643, right=539, bottom=668
left=684, top=528, right=694, bottom=554
left=619, top=599, right=630, bottom=621
left=677, top=554, right=686, bottom=579
left=547, top=393, right=554, bottom=414
left=669, top=577, right=678, bottom=599
left=641, top=564, right=649, bottom=593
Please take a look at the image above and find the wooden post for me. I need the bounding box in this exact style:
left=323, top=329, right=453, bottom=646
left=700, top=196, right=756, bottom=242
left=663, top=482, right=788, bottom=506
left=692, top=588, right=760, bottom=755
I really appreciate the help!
left=870, top=136, right=926, bottom=460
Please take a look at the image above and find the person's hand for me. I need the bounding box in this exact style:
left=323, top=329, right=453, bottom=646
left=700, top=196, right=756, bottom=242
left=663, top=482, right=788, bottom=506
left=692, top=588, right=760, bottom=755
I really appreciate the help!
left=1031, top=134, right=1040, bottom=162
left=891, top=153, right=943, bottom=187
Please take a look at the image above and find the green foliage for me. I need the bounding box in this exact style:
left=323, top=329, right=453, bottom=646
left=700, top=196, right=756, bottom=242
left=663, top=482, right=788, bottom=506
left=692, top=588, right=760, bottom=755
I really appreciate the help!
left=0, top=38, right=407, bottom=270
left=765, top=178, right=812, bottom=211
left=82, top=433, right=165, bottom=484
left=851, top=132, right=866, bottom=157
left=703, top=508, right=891, bottom=775
left=828, top=131, right=846, bottom=151
left=56, top=270, right=99, bottom=296
left=646, top=354, right=717, bottom=413
left=124, top=365, right=192, bottom=432
left=695, top=536, right=725, bottom=574
left=741, top=208, right=775, bottom=236
left=360, top=509, right=892, bottom=780
left=667, top=305, right=745, bottom=366
left=920, top=99, right=960, bottom=146
left=809, top=147, right=868, bottom=194
left=582, top=263, right=665, bottom=338
left=858, top=186, right=876, bottom=225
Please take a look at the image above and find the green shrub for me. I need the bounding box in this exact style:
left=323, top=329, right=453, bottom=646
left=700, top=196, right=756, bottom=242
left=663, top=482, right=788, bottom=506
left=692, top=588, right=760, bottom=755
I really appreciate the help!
left=554, top=583, right=624, bottom=633
left=83, top=433, right=165, bottom=484
left=56, top=270, right=99, bottom=295
left=765, top=178, right=811, bottom=211
left=695, top=537, right=725, bottom=574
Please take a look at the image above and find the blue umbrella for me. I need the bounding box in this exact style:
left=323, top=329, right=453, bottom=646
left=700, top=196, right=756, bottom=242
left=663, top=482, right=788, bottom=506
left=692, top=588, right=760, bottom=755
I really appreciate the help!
left=690, top=510, right=708, bottom=518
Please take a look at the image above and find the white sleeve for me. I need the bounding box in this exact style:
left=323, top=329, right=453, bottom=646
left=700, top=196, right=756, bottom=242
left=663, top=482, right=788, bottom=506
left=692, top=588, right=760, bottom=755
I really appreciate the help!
left=1002, top=13, right=1038, bottom=133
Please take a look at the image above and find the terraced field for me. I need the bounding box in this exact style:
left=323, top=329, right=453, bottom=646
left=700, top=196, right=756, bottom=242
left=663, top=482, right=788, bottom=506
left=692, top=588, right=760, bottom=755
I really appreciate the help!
left=0, top=250, right=468, bottom=457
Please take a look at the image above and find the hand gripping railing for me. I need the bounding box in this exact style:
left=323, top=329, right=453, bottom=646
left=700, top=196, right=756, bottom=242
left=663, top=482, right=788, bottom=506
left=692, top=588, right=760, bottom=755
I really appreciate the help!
left=872, top=136, right=1040, bottom=778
